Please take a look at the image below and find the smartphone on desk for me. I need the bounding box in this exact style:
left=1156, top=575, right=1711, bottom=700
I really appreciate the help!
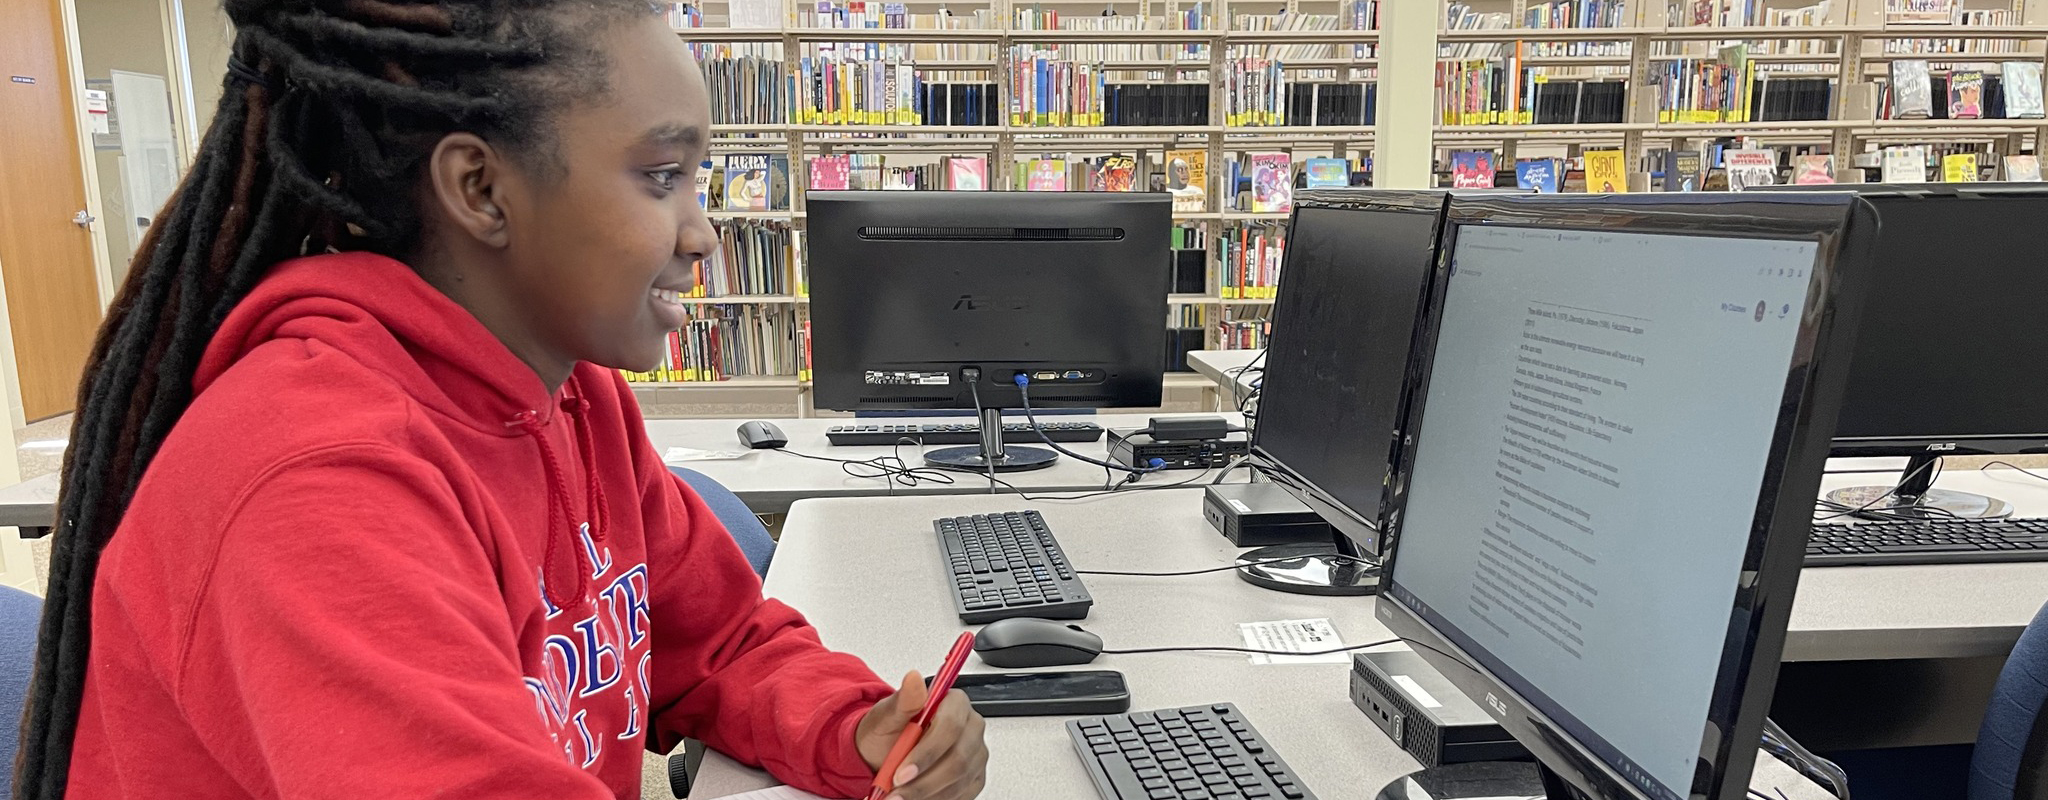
left=928, top=670, right=1131, bottom=717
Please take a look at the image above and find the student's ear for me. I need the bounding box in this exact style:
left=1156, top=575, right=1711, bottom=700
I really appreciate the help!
left=425, top=132, right=510, bottom=249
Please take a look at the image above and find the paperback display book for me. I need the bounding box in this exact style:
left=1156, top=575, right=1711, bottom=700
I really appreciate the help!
left=1026, top=158, right=1068, bottom=191
left=945, top=157, right=987, bottom=190
left=693, top=159, right=714, bottom=209
left=808, top=155, right=851, bottom=191
left=1166, top=149, right=1208, bottom=212
left=1303, top=158, right=1349, bottom=188
left=1092, top=155, right=1137, bottom=192
left=2006, top=154, right=2042, bottom=181
left=1882, top=146, right=1928, bottom=182
left=1515, top=158, right=1560, bottom=193
left=1584, top=150, right=1628, bottom=193
left=1661, top=151, right=1703, bottom=191
left=1948, top=70, right=1984, bottom=119
left=1943, top=153, right=1980, bottom=182
left=1725, top=149, right=1779, bottom=191
left=1249, top=153, right=1292, bottom=213
left=722, top=154, right=772, bottom=211
left=1793, top=155, right=1835, bottom=185
left=2004, top=62, right=2045, bottom=118
left=1890, top=60, right=1933, bottom=119
left=1450, top=151, right=1495, bottom=188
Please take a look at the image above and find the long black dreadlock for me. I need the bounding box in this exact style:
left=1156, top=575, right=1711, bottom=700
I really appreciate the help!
left=16, top=0, right=655, bottom=795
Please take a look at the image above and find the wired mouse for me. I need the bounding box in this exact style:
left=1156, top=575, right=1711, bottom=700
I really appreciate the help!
left=736, top=420, right=788, bottom=450
left=973, top=617, right=1104, bottom=668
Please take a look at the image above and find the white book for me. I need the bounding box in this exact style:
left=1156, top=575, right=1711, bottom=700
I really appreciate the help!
left=2003, top=62, right=2045, bottom=119
left=1881, top=145, right=1928, bottom=183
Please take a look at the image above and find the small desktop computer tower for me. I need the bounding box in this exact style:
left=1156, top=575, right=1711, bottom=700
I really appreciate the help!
left=1350, top=651, right=1527, bottom=767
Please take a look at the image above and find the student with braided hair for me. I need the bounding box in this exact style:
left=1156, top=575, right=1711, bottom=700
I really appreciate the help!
left=15, top=1, right=988, bottom=797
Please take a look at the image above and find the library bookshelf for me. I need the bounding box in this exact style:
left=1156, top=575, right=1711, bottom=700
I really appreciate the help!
left=643, top=0, right=2048, bottom=414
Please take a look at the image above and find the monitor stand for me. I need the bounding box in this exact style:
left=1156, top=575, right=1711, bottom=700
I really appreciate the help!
left=1375, top=762, right=1586, bottom=800
left=924, top=408, right=1060, bottom=473
left=1824, top=453, right=2013, bottom=520
left=1235, top=531, right=1381, bottom=597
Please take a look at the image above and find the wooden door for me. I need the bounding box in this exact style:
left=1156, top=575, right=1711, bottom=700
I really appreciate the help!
left=0, top=0, right=109, bottom=421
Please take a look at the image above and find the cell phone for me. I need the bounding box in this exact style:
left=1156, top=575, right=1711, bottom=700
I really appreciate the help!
left=927, top=670, right=1131, bottom=717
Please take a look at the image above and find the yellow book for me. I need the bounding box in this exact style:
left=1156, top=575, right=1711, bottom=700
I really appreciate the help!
left=1517, top=111, right=1532, bottom=125
left=1222, top=286, right=1240, bottom=299
left=799, top=368, right=813, bottom=382
left=1943, top=153, right=1980, bottom=182
left=1659, top=110, right=1674, bottom=123
left=1585, top=150, right=1629, bottom=193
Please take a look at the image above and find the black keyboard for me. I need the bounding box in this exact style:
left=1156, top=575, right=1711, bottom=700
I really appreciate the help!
left=1806, top=517, right=2048, bottom=566
left=1069, top=704, right=1315, bottom=800
left=934, top=510, right=1092, bottom=624
left=828, top=421, right=1104, bottom=446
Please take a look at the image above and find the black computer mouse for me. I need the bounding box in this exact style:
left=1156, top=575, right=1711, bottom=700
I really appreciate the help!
left=736, top=420, right=788, bottom=450
left=973, top=618, right=1104, bottom=668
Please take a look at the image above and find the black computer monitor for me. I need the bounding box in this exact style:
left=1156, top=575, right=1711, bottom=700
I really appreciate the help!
left=1377, top=193, right=1876, bottom=800
left=1747, top=183, right=2048, bottom=518
left=1235, top=189, right=1454, bottom=597
left=806, top=190, right=1171, bottom=472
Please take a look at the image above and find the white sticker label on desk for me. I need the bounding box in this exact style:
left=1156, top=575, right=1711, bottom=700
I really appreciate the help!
left=1389, top=674, right=1444, bottom=708
left=1237, top=618, right=1350, bottom=665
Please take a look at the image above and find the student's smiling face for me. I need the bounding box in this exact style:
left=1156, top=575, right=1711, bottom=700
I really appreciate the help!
left=498, top=16, right=717, bottom=376
left=418, top=12, right=719, bottom=386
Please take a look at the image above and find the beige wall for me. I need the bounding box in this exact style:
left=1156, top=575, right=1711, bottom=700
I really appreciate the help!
left=181, top=0, right=231, bottom=133
left=74, top=0, right=173, bottom=280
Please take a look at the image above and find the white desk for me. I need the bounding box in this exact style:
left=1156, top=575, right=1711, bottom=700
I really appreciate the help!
left=690, top=491, right=1840, bottom=800
left=649, top=414, right=1246, bottom=515
left=1186, top=350, right=1264, bottom=410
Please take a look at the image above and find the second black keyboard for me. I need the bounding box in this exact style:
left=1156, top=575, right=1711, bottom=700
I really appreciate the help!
left=1069, top=704, right=1315, bottom=800
left=1806, top=516, right=2048, bottom=566
left=934, top=510, right=1092, bottom=624
left=828, top=421, right=1104, bottom=446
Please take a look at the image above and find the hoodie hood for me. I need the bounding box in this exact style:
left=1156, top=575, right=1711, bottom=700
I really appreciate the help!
left=199, top=251, right=608, bottom=608
left=197, top=251, right=557, bottom=432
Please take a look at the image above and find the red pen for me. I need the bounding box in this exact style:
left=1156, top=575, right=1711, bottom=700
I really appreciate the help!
left=867, top=631, right=976, bottom=800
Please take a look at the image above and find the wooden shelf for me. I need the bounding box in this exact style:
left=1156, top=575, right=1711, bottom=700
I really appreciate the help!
left=1221, top=125, right=1375, bottom=137
left=794, top=124, right=1004, bottom=134
left=1016, top=28, right=1224, bottom=43
left=1223, top=212, right=1291, bottom=220
left=675, top=26, right=788, bottom=41
left=1227, top=30, right=1379, bottom=45
left=1861, top=51, right=2044, bottom=62
left=708, top=210, right=805, bottom=220
left=1873, top=24, right=2048, bottom=38
left=1011, top=125, right=1223, bottom=136
left=793, top=28, right=1005, bottom=42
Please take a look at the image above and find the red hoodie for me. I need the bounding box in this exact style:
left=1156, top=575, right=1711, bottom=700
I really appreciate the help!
left=67, top=252, right=891, bottom=798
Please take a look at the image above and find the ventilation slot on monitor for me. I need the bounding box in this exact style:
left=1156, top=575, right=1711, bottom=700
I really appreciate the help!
left=858, top=226, right=1124, bottom=242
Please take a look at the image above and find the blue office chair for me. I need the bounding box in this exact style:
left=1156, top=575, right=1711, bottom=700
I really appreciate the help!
left=1969, top=599, right=2048, bottom=800
left=670, top=467, right=774, bottom=578
left=0, top=586, right=42, bottom=799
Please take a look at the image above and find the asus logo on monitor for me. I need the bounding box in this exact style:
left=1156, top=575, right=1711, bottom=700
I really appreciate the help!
left=1484, top=693, right=1508, bottom=718
left=952, top=295, right=1028, bottom=311
left=1926, top=443, right=1958, bottom=451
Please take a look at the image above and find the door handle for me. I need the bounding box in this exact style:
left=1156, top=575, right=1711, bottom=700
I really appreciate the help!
left=72, top=210, right=95, bottom=228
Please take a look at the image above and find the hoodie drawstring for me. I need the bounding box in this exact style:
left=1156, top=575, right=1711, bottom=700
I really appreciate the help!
left=511, top=378, right=610, bottom=611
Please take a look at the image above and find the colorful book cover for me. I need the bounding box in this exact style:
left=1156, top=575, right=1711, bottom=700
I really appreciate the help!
left=1562, top=169, right=1587, bottom=194
left=693, top=158, right=714, bottom=209
left=1515, top=158, right=1560, bottom=193
left=1948, top=71, right=1985, bottom=120
left=1793, top=155, right=1835, bottom=185
left=1882, top=146, right=1927, bottom=182
left=1248, top=153, right=1292, bottom=213
left=1166, top=149, right=1208, bottom=213
left=1584, top=150, right=1628, bottom=193
left=722, top=154, right=772, bottom=210
left=1450, top=151, right=1495, bottom=188
left=808, top=154, right=851, bottom=191
left=1661, top=152, right=1702, bottom=191
left=1026, top=158, right=1068, bottom=191
left=767, top=155, right=792, bottom=209
left=945, top=157, right=987, bottom=190
left=1303, top=158, right=1348, bottom=188
left=1725, top=148, right=1779, bottom=191
left=1943, top=153, right=1980, bottom=182
left=1092, top=155, right=1137, bottom=191
left=2006, top=154, right=2042, bottom=181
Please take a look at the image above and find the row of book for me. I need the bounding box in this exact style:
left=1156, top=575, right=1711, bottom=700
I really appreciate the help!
left=1217, top=222, right=1287, bottom=299
left=704, top=56, right=787, bottom=126
left=1883, top=0, right=2019, bottom=26
left=1886, top=61, right=2045, bottom=119
left=1230, top=10, right=1379, bottom=62
left=620, top=306, right=805, bottom=383
left=1680, top=0, right=1830, bottom=28
left=1217, top=320, right=1269, bottom=350
left=696, top=221, right=798, bottom=297
left=1437, top=59, right=1629, bottom=125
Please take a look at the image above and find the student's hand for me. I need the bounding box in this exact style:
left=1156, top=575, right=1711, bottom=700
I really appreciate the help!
left=855, top=671, right=989, bottom=800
